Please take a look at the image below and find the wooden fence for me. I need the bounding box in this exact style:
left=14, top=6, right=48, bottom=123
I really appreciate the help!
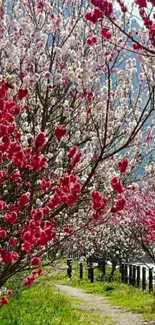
left=66, top=259, right=155, bottom=291
left=120, top=263, right=154, bottom=291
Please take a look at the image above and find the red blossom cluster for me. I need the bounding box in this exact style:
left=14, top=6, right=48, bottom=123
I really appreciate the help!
left=0, top=83, right=47, bottom=172
left=91, top=191, right=108, bottom=220
left=85, top=9, right=104, bottom=24
left=53, top=125, right=67, bottom=140
left=24, top=267, right=43, bottom=286
left=41, top=179, right=51, bottom=191
left=81, top=90, right=94, bottom=103
left=101, top=27, right=112, bottom=39
left=87, top=36, right=98, bottom=46
left=111, top=198, right=126, bottom=213
left=30, top=256, right=41, bottom=266
left=30, top=153, right=47, bottom=172
left=48, top=174, right=81, bottom=207
left=16, top=88, right=29, bottom=101
left=0, top=248, right=19, bottom=264
left=85, top=0, right=113, bottom=24
left=132, top=43, right=143, bottom=51
left=18, top=193, right=30, bottom=211
left=34, top=132, right=46, bottom=149
left=111, top=177, right=124, bottom=193
left=20, top=209, right=56, bottom=250
left=90, top=0, right=113, bottom=16
left=117, top=158, right=129, bottom=173
left=37, top=0, right=44, bottom=10
left=0, top=290, right=12, bottom=305
left=0, top=79, right=83, bottom=285
left=4, top=211, right=17, bottom=224
left=8, top=237, right=17, bottom=246
left=0, top=228, right=7, bottom=238
left=67, top=146, right=82, bottom=173
left=136, top=0, right=147, bottom=7
left=63, top=226, right=74, bottom=234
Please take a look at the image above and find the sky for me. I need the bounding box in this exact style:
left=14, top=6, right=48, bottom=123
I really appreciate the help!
left=114, top=0, right=142, bottom=23
left=115, top=0, right=155, bottom=26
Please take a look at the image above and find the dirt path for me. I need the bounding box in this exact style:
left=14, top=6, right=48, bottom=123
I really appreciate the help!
left=55, top=284, right=153, bottom=325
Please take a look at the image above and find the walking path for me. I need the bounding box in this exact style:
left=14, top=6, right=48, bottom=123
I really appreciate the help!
left=55, top=284, right=154, bottom=325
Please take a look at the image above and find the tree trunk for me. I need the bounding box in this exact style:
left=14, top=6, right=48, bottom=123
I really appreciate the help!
left=108, top=260, right=117, bottom=282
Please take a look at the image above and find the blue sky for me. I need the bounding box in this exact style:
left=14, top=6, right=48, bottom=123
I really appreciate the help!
left=114, top=1, right=143, bottom=25
left=115, top=0, right=155, bottom=26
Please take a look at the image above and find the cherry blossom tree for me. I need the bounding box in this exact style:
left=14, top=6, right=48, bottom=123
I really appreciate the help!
left=64, top=208, right=145, bottom=280
left=0, top=0, right=155, bottom=304
left=86, top=223, right=144, bottom=268
left=83, top=0, right=155, bottom=262
left=110, top=180, right=155, bottom=264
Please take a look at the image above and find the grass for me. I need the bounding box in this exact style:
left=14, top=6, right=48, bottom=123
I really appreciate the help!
left=68, top=278, right=155, bottom=320
left=1, top=260, right=155, bottom=323
left=49, top=260, right=155, bottom=321
left=0, top=273, right=115, bottom=325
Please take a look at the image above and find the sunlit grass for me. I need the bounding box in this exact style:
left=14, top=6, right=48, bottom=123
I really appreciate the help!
left=69, top=278, right=155, bottom=319
left=0, top=274, right=115, bottom=325
left=48, top=260, right=155, bottom=321
left=2, top=260, right=155, bottom=324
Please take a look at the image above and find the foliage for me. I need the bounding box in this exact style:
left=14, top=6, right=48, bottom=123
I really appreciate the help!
left=103, top=284, right=116, bottom=292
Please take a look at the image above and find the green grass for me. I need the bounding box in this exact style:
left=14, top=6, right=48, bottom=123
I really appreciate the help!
left=2, top=260, right=155, bottom=324
left=69, top=278, right=155, bottom=319
left=0, top=275, right=115, bottom=325
left=49, top=261, right=155, bottom=321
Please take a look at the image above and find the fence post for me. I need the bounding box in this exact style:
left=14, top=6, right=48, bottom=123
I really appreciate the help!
left=80, top=262, right=83, bottom=280
left=87, top=259, right=91, bottom=280
left=124, top=264, right=128, bottom=284
left=142, top=267, right=146, bottom=290
left=137, top=265, right=140, bottom=288
left=149, top=268, right=153, bottom=292
left=129, top=265, right=133, bottom=285
left=90, top=265, right=94, bottom=283
left=132, top=265, right=136, bottom=286
left=87, top=257, right=90, bottom=266
left=67, top=258, right=72, bottom=278
left=121, top=264, right=125, bottom=282
left=99, top=259, right=106, bottom=276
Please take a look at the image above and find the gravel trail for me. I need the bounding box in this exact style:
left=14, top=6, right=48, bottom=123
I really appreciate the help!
left=55, top=284, right=154, bottom=325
